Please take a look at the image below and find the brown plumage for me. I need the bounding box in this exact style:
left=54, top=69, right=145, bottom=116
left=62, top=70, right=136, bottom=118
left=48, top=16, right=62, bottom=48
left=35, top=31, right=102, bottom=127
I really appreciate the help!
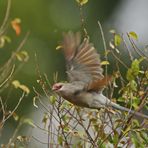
left=62, top=31, right=109, bottom=90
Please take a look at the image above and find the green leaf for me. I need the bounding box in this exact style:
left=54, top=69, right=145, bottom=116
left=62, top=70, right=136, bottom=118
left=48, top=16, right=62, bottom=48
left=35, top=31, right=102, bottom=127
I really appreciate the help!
left=49, top=95, right=56, bottom=104
left=108, top=134, right=113, bottom=144
left=118, top=97, right=126, bottom=103
left=61, top=115, right=70, bottom=123
left=42, top=113, right=48, bottom=125
left=126, top=58, right=144, bottom=81
left=129, top=80, right=137, bottom=91
left=145, top=71, right=148, bottom=79
left=132, top=119, right=140, bottom=127
left=140, top=131, right=148, bottom=142
left=63, top=126, right=70, bottom=133
left=22, top=118, right=36, bottom=128
left=129, top=31, right=138, bottom=40
left=3, top=36, right=11, bottom=43
left=126, top=69, right=134, bottom=81
left=132, top=97, right=140, bottom=109
left=122, top=125, right=131, bottom=136
left=131, top=59, right=140, bottom=73
left=113, top=133, right=119, bottom=144
left=58, top=135, right=63, bottom=146
left=114, top=34, right=122, bottom=46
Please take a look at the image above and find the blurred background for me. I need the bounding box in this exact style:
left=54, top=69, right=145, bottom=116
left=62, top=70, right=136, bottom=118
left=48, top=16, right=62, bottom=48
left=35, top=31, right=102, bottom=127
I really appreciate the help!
left=0, top=0, right=148, bottom=146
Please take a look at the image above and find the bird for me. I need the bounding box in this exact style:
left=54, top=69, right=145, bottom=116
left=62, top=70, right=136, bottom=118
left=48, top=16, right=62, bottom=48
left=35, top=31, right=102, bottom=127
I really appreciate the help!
left=52, top=31, right=148, bottom=119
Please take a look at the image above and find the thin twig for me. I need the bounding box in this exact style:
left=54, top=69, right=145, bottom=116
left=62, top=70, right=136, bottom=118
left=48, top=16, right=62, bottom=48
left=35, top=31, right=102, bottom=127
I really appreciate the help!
left=7, top=120, right=23, bottom=146
left=3, top=92, right=25, bottom=123
left=127, top=34, right=148, bottom=60
left=122, top=34, right=133, bottom=61
left=0, top=64, right=15, bottom=88
left=32, top=136, right=49, bottom=145
left=56, top=97, right=70, bottom=147
left=78, top=3, right=88, bottom=38
left=0, top=0, right=11, bottom=36
left=110, top=50, right=128, bottom=69
left=0, top=97, right=5, bottom=123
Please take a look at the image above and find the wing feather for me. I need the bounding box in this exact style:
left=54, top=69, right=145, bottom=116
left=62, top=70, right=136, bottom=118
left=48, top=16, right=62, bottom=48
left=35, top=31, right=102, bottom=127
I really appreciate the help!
left=61, top=31, right=109, bottom=91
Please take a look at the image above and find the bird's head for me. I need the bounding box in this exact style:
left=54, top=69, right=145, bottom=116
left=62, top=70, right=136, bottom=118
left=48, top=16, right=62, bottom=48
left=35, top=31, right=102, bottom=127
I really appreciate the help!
left=52, top=82, right=76, bottom=99
left=52, top=82, right=64, bottom=92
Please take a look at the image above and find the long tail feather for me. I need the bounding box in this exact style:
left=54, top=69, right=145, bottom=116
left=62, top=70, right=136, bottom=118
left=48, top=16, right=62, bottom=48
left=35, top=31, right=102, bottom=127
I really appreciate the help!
left=111, top=102, right=148, bottom=119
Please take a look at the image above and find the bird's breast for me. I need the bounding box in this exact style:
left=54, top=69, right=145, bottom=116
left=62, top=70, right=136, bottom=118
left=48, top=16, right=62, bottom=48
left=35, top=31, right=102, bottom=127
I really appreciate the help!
left=62, top=91, right=94, bottom=108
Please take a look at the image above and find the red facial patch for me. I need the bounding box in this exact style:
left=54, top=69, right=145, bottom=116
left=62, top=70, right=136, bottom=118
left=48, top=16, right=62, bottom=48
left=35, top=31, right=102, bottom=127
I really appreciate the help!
left=52, top=84, right=62, bottom=91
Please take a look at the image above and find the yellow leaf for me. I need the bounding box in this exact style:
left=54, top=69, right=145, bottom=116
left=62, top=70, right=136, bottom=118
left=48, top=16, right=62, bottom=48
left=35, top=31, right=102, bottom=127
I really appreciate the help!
left=15, top=51, right=29, bottom=62
left=12, top=80, right=21, bottom=88
left=56, top=45, right=62, bottom=50
left=12, top=80, right=30, bottom=94
left=0, top=37, right=5, bottom=48
left=76, top=0, right=88, bottom=6
left=19, top=85, right=30, bottom=94
left=0, top=36, right=11, bottom=48
left=101, top=61, right=110, bottom=65
left=114, top=34, right=122, bottom=46
left=129, top=31, right=138, bottom=40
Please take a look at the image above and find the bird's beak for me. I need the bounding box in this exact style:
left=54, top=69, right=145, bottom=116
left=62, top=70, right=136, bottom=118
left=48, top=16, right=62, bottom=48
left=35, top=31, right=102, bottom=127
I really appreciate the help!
left=52, top=85, right=56, bottom=91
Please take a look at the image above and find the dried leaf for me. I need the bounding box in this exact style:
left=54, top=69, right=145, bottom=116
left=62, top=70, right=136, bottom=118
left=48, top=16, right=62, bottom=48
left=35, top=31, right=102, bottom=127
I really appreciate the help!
left=17, top=136, right=30, bottom=142
left=12, top=112, right=19, bottom=121
left=11, top=18, right=21, bottom=36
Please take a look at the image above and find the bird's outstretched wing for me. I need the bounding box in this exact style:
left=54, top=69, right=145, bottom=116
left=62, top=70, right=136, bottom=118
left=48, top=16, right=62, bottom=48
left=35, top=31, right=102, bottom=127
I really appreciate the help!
left=62, top=31, right=110, bottom=91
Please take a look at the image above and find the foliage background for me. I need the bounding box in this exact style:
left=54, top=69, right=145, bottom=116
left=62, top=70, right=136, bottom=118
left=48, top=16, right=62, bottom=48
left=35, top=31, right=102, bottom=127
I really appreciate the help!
left=0, top=0, right=148, bottom=147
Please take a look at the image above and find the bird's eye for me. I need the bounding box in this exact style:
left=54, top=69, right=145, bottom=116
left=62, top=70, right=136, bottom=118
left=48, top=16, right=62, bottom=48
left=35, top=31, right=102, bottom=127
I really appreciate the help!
left=52, top=84, right=63, bottom=91
left=56, top=85, right=62, bottom=90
